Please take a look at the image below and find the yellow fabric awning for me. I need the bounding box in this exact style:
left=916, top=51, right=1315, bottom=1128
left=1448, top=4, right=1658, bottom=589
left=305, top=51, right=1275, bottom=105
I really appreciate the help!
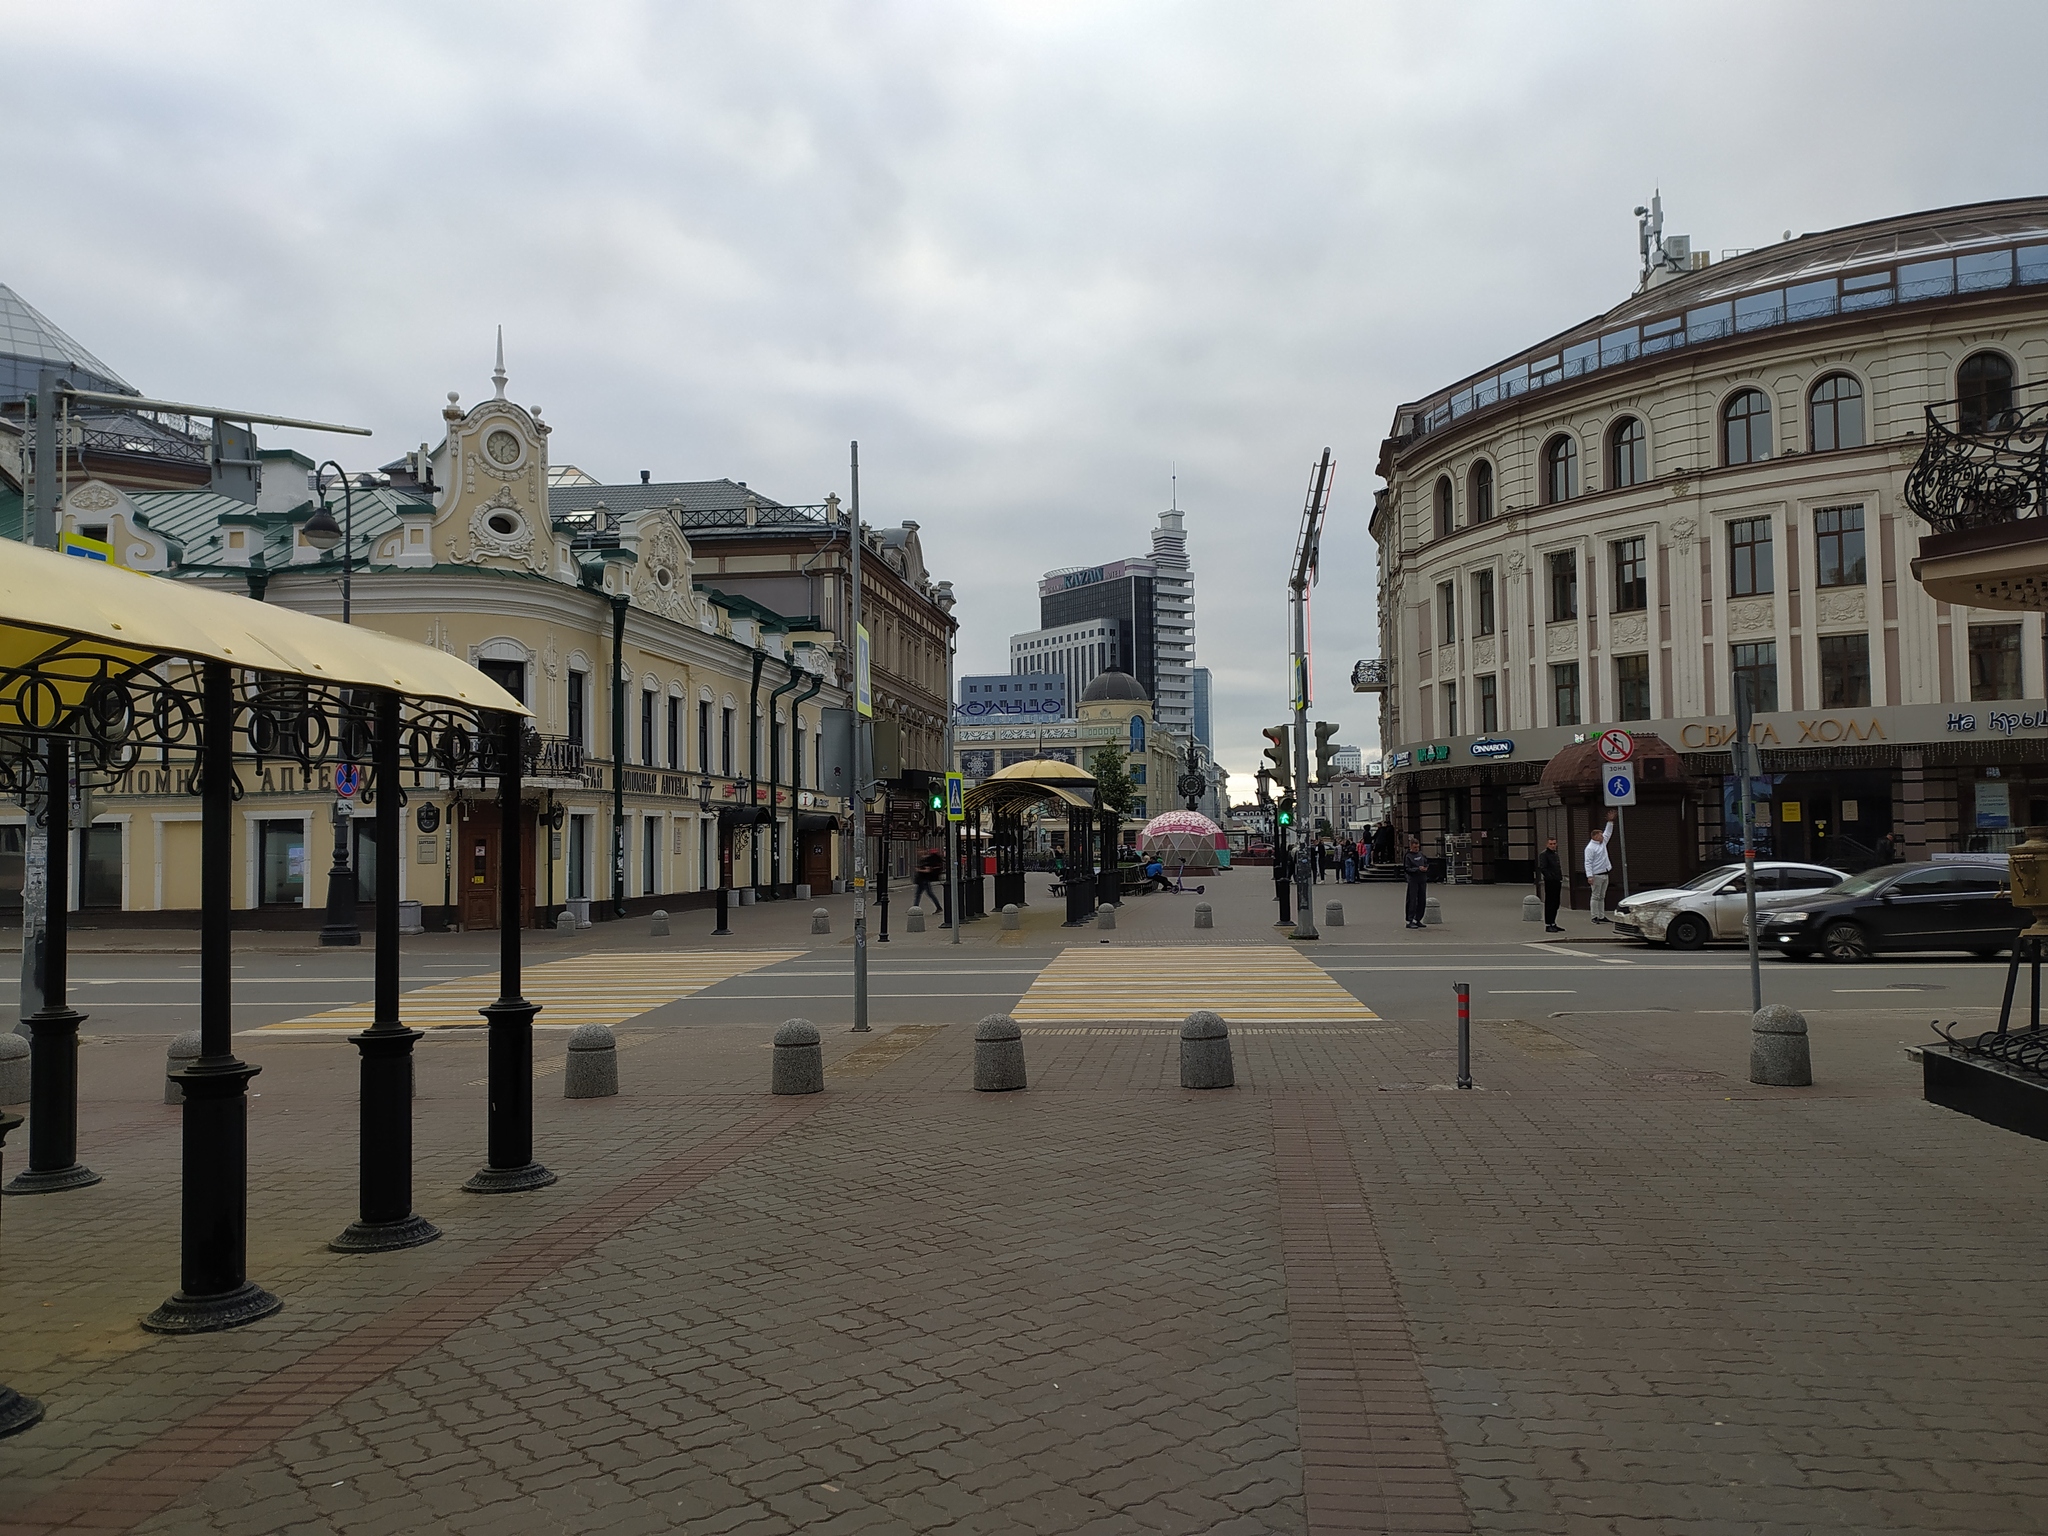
left=0, top=542, right=527, bottom=731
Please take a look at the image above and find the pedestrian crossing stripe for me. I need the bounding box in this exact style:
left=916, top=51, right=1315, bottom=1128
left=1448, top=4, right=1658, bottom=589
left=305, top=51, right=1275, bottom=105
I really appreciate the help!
left=258, top=950, right=804, bottom=1032
left=1011, top=947, right=1377, bottom=1023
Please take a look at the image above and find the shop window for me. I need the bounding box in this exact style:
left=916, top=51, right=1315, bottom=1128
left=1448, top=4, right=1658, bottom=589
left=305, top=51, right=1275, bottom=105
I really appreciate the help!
left=1434, top=476, right=1454, bottom=538
left=1808, top=374, right=1865, bottom=451
left=1958, top=352, right=2016, bottom=433
left=1612, top=536, right=1647, bottom=611
left=721, top=708, right=735, bottom=775
left=667, top=697, right=682, bottom=768
left=1723, top=388, right=1772, bottom=465
left=1551, top=662, right=1581, bottom=727
left=1478, top=673, right=1499, bottom=733
left=1468, top=460, right=1494, bottom=523
left=79, top=823, right=121, bottom=908
left=1728, top=516, right=1774, bottom=597
left=568, top=814, right=589, bottom=901
left=351, top=821, right=380, bottom=906
left=641, top=689, right=656, bottom=765
left=1813, top=506, right=1866, bottom=588
left=1819, top=633, right=1871, bottom=708
left=698, top=701, right=712, bottom=772
left=1731, top=641, right=1779, bottom=714
left=1970, top=623, right=2024, bottom=700
left=1615, top=654, right=1651, bottom=721
left=1608, top=417, right=1647, bottom=488
left=0, top=824, right=21, bottom=913
left=644, top=817, right=659, bottom=895
left=1438, top=580, right=1456, bottom=645
left=259, top=819, right=306, bottom=906
left=1473, top=569, right=1495, bottom=636
left=1548, top=550, right=1578, bottom=621
left=1542, top=435, right=1578, bottom=504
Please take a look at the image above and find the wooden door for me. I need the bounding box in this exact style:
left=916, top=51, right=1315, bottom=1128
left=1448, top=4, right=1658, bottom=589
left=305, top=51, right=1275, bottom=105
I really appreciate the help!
left=801, top=830, right=833, bottom=889
left=459, top=804, right=537, bottom=930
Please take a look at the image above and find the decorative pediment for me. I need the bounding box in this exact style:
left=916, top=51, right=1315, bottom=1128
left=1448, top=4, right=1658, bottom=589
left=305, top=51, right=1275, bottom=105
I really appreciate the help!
left=630, top=515, right=698, bottom=623
left=451, top=486, right=550, bottom=574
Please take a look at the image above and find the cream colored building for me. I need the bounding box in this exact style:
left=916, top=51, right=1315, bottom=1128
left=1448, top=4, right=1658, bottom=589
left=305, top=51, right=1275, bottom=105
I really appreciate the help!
left=1370, top=197, right=2048, bottom=884
left=4, top=359, right=854, bottom=926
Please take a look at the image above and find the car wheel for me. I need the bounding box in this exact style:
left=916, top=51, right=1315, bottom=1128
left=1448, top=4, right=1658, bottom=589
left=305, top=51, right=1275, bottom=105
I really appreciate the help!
left=1665, top=914, right=1709, bottom=950
left=1821, top=922, right=1870, bottom=962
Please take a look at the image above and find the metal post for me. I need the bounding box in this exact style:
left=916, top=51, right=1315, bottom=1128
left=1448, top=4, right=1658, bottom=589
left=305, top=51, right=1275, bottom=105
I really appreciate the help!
left=850, top=443, right=871, bottom=1033
left=610, top=593, right=628, bottom=918
left=319, top=789, right=361, bottom=946
left=7, top=737, right=97, bottom=1194
left=0, top=1113, right=43, bottom=1435
left=1615, top=804, right=1631, bottom=901
left=1455, top=981, right=1472, bottom=1089
left=332, top=690, right=437, bottom=1251
left=878, top=794, right=891, bottom=943
left=464, top=713, right=555, bottom=1194
left=145, top=661, right=279, bottom=1333
left=1289, top=450, right=1331, bottom=940
left=1736, top=683, right=1762, bottom=1014
left=16, top=373, right=59, bottom=1042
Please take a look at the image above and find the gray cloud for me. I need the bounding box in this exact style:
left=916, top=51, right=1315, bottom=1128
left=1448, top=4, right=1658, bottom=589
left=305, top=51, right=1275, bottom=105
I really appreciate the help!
left=7, top=1, right=2046, bottom=787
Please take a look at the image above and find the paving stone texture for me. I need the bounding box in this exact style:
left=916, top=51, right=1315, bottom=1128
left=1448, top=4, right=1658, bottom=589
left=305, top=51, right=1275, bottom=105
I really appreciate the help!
left=1, top=870, right=2045, bottom=1533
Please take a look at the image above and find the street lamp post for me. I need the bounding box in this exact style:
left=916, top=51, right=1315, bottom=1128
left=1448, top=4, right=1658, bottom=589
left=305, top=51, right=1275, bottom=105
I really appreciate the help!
left=303, top=464, right=362, bottom=948
left=935, top=582, right=959, bottom=943
left=701, top=776, right=730, bottom=937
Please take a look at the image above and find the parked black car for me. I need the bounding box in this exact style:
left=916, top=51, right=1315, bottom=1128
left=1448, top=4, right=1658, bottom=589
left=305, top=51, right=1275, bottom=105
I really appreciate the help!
left=1758, top=859, right=2020, bottom=961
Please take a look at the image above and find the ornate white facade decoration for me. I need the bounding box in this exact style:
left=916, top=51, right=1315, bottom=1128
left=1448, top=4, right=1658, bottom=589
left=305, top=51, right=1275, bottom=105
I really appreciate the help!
left=1814, top=588, right=1869, bottom=627
left=1545, top=622, right=1578, bottom=659
left=1471, top=636, right=1496, bottom=669
left=631, top=516, right=697, bottom=624
left=1609, top=614, right=1650, bottom=648
left=1727, top=597, right=1775, bottom=636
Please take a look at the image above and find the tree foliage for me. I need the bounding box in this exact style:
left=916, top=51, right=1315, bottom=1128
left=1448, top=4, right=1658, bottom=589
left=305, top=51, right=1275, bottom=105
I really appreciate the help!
left=1090, top=740, right=1135, bottom=816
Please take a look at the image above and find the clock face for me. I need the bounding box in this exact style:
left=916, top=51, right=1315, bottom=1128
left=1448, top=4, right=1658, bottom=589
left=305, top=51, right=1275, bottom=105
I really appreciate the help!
left=484, top=429, right=522, bottom=466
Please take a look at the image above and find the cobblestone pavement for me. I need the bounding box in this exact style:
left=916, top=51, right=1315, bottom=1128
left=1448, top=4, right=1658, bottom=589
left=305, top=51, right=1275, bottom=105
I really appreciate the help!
left=3, top=898, right=2047, bottom=1532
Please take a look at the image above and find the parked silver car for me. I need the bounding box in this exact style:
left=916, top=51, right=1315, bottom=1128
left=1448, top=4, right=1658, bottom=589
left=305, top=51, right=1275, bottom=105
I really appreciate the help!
left=1612, top=861, right=1848, bottom=949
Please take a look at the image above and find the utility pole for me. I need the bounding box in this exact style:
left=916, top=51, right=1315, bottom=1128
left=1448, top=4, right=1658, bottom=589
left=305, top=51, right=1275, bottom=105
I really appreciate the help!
left=1289, top=449, right=1333, bottom=940
left=850, top=443, right=871, bottom=1033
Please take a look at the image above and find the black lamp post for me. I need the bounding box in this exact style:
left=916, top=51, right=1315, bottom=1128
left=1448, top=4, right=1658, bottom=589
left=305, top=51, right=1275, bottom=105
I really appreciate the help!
left=304, top=464, right=362, bottom=947
left=702, top=774, right=730, bottom=937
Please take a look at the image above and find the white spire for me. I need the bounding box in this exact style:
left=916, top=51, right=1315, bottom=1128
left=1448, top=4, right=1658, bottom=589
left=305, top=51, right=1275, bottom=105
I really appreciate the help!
left=492, top=325, right=507, bottom=399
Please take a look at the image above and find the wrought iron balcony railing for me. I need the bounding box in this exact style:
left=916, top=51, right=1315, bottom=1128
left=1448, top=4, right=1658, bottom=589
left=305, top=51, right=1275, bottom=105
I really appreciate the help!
left=1903, top=389, right=2048, bottom=534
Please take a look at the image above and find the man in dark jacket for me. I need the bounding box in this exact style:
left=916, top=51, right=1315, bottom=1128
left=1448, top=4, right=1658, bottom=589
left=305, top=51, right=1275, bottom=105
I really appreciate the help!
left=1402, top=837, right=1430, bottom=929
left=1536, top=836, right=1564, bottom=932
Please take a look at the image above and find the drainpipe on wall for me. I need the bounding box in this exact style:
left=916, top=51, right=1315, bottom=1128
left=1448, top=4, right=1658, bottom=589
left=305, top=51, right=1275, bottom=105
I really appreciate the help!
left=745, top=647, right=766, bottom=890
left=610, top=590, right=629, bottom=918
left=764, top=656, right=806, bottom=888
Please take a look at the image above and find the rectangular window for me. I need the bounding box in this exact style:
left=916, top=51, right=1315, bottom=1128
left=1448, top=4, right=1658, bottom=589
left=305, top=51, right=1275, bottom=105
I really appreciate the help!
left=1814, top=506, right=1866, bottom=588
left=1728, top=516, right=1774, bottom=597
left=1612, top=536, right=1647, bottom=611
left=697, top=701, right=711, bottom=773
left=1478, top=673, right=1499, bottom=732
left=1130, top=763, right=1146, bottom=784
left=567, top=670, right=586, bottom=748
left=643, top=816, right=659, bottom=896
left=1819, top=633, right=1871, bottom=708
left=666, top=697, right=681, bottom=768
left=721, top=708, right=734, bottom=776
left=1550, top=663, right=1581, bottom=727
left=794, top=724, right=807, bottom=789
left=1443, top=681, right=1459, bottom=737
left=1437, top=581, right=1456, bottom=645
left=1473, top=569, right=1495, bottom=636
left=1970, top=623, right=2024, bottom=701
left=640, top=690, right=656, bottom=766
left=568, top=813, right=589, bottom=900
left=1731, top=640, right=1779, bottom=713
left=1615, top=653, right=1651, bottom=721
left=1548, top=550, right=1577, bottom=622
left=258, top=819, right=306, bottom=906
left=79, top=823, right=122, bottom=908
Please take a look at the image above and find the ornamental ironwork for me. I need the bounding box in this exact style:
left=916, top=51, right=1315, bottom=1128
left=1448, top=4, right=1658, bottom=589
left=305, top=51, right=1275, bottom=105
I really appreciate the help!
left=1903, top=395, right=2048, bottom=533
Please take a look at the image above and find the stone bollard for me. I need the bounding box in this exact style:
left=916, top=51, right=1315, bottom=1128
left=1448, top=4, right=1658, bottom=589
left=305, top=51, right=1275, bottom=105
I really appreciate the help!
left=1002, top=904, right=1021, bottom=930
left=811, top=907, right=831, bottom=935
left=907, top=909, right=926, bottom=933
left=1425, top=896, right=1443, bottom=926
left=973, top=1014, right=1027, bottom=1092
left=1325, top=902, right=1344, bottom=928
left=564, top=1024, right=619, bottom=1099
left=1194, top=903, right=1213, bottom=929
left=1180, top=1011, right=1235, bottom=1089
left=1522, top=894, right=1541, bottom=923
left=649, top=909, right=669, bottom=938
left=165, top=1030, right=201, bottom=1105
left=556, top=907, right=575, bottom=931
left=772, top=1019, right=824, bottom=1095
left=0, top=1033, right=26, bottom=1105
left=1749, top=1004, right=1813, bottom=1087
left=1097, top=902, right=1116, bottom=931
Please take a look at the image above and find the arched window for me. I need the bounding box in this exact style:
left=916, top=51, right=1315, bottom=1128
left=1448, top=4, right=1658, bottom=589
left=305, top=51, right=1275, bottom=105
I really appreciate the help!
left=1808, top=374, right=1865, bottom=452
left=1433, top=475, right=1454, bottom=538
left=1958, top=352, right=2016, bottom=432
left=1467, top=460, right=1494, bottom=523
left=1542, top=434, right=1578, bottom=504
left=1608, top=417, right=1647, bottom=488
left=1723, top=388, right=1772, bottom=465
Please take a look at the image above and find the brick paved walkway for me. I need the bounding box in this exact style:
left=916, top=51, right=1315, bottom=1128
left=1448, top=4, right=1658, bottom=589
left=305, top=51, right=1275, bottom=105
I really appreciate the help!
left=2, top=955, right=2045, bottom=1533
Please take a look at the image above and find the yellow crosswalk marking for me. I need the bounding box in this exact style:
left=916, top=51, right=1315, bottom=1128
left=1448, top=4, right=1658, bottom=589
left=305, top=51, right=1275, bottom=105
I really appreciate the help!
left=1011, top=946, right=1376, bottom=1023
left=259, top=950, right=802, bottom=1031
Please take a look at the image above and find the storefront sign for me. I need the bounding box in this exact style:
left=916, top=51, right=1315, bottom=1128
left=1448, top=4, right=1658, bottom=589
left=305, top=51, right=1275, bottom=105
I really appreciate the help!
left=1950, top=709, right=2048, bottom=736
left=1681, top=717, right=1887, bottom=748
left=1386, top=750, right=1411, bottom=769
left=1470, top=738, right=1514, bottom=759
left=1416, top=744, right=1450, bottom=764
left=1978, top=782, right=2011, bottom=829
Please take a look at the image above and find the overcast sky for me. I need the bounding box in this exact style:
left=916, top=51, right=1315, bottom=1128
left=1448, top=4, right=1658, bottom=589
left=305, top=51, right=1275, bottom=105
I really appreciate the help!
left=8, top=2, right=2048, bottom=790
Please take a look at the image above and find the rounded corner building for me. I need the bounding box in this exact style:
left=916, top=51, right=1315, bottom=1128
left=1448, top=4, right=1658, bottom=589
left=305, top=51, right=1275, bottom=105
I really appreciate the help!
left=1369, top=195, right=2048, bottom=902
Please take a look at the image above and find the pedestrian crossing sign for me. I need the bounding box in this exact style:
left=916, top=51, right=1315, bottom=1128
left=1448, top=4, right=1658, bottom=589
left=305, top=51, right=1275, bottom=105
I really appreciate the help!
left=945, top=771, right=964, bottom=822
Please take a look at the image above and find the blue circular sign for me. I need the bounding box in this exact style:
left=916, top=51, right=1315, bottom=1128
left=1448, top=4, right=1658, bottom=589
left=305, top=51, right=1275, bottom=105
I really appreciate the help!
left=335, top=764, right=362, bottom=798
left=1606, top=772, right=1631, bottom=798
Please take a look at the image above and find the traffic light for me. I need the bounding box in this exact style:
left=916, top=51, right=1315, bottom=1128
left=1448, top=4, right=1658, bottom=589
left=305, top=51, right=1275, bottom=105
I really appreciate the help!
left=1275, top=796, right=1294, bottom=828
left=927, top=781, right=945, bottom=816
left=1261, top=725, right=1291, bottom=794
left=1313, top=722, right=1339, bottom=785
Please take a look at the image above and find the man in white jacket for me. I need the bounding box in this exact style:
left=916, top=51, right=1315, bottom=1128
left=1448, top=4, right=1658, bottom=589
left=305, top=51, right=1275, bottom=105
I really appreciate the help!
left=1583, top=811, right=1617, bottom=923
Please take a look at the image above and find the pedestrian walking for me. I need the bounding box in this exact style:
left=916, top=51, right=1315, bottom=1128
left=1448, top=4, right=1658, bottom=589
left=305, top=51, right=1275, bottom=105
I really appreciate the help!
left=1583, top=811, right=1616, bottom=924
left=1536, top=835, right=1564, bottom=932
left=1341, top=847, right=1356, bottom=883
left=1401, top=837, right=1429, bottom=929
left=912, top=846, right=945, bottom=913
